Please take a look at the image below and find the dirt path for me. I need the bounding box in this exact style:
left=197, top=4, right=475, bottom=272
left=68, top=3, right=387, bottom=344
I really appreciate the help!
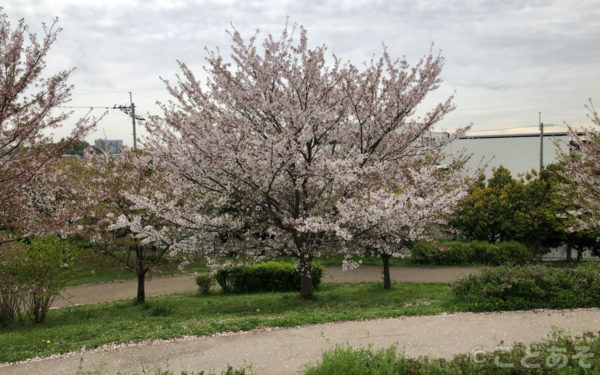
left=3, top=308, right=599, bottom=375
left=53, top=266, right=479, bottom=308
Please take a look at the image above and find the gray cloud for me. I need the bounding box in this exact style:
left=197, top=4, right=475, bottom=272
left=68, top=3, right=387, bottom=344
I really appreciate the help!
left=3, top=0, right=599, bottom=144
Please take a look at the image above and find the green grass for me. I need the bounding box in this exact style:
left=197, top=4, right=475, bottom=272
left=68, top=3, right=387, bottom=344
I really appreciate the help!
left=303, top=333, right=600, bottom=374
left=0, top=282, right=453, bottom=363
left=65, top=250, right=209, bottom=286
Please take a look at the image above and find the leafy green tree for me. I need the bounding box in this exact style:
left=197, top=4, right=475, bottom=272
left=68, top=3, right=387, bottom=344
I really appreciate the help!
left=64, top=140, right=90, bottom=156
left=453, top=166, right=529, bottom=243
left=452, top=166, right=561, bottom=252
left=453, top=162, right=599, bottom=259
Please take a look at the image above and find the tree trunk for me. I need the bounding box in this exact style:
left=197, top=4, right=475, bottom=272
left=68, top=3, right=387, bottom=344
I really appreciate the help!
left=381, top=253, right=391, bottom=290
left=299, top=255, right=313, bottom=300
left=577, top=246, right=583, bottom=262
left=293, top=233, right=314, bottom=300
left=566, top=242, right=572, bottom=261
left=136, top=246, right=147, bottom=304
left=137, top=271, right=146, bottom=304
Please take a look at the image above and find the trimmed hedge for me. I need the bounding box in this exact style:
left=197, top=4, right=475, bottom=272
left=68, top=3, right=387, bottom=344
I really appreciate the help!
left=215, top=261, right=323, bottom=294
left=411, top=240, right=534, bottom=265
left=453, top=263, right=600, bottom=311
left=304, top=333, right=600, bottom=374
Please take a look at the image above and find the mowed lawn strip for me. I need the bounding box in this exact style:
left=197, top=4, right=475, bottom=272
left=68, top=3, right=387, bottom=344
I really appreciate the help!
left=0, top=282, right=452, bottom=363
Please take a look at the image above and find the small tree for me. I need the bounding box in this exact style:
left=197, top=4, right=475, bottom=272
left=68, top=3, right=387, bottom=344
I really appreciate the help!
left=69, top=150, right=185, bottom=303
left=332, top=56, right=472, bottom=289
left=337, top=163, right=471, bottom=289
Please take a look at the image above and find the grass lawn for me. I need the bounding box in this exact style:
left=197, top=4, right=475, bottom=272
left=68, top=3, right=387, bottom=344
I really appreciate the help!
left=0, top=282, right=454, bottom=363
left=64, top=249, right=209, bottom=286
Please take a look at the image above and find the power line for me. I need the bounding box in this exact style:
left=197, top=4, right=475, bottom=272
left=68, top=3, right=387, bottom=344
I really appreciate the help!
left=59, top=97, right=146, bottom=151
left=57, top=105, right=112, bottom=109
left=74, top=88, right=132, bottom=93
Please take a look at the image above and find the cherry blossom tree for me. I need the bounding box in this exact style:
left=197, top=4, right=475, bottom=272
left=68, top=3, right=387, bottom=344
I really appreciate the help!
left=332, top=55, right=473, bottom=289
left=0, top=10, right=94, bottom=245
left=557, top=100, right=600, bottom=235
left=67, top=149, right=192, bottom=303
left=135, top=25, right=470, bottom=299
left=337, top=163, right=470, bottom=289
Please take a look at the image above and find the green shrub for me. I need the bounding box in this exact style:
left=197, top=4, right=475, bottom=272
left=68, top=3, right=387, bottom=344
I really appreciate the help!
left=0, top=237, right=74, bottom=324
left=453, top=263, right=600, bottom=311
left=0, top=243, right=22, bottom=325
left=215, top=261, right=323, bottom=294
left=304, top=333, right=600, bottom=374
left=195, top=273, right=214, bottom=294
left=411, top=240, right=534, bottom=266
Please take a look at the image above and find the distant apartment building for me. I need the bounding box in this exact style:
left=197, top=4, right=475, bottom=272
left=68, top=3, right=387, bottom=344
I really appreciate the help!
left=94, top=139, right=123, bottom=154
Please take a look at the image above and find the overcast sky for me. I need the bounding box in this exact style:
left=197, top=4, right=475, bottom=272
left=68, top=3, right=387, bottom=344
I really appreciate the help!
left=5, top=0, right=600, bottom=146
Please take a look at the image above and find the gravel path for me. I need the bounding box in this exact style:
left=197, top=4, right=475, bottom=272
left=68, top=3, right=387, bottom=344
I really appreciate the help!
left=52, top=266, right=479, bottom=308
left=3, top=308, right=599, bottom=375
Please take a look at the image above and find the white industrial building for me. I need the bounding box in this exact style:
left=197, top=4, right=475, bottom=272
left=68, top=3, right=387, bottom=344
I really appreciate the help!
left=431, top=130, right=578, bottom=177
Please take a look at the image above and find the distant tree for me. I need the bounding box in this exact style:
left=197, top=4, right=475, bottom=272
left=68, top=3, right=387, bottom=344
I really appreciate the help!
left=64, top=140, right=90, bottom=156
left=452, top=165, right=561, bottom=252
left=452, top=159, right=600, bottom=260
left=453, top=166, right=525, bottom=243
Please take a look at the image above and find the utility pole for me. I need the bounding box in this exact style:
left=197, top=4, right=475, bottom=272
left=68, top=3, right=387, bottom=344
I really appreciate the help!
left=129, top=92, right=137, bottom=151
left=539, top=112, right=544, bottom=172
left=114, top=92, right=144, bottom=150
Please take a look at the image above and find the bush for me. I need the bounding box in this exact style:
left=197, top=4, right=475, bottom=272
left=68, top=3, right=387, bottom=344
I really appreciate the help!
left=0, top=243, right=23, bottom=325
left=215, top=261, right=323, bottom=294
left=0, top=237, right=74, bottom=324
left=195, top=273, right=214, bottom=294
left=303, top=333, right=600, bottom=374
left=411, top=240, right=534, bottom=266
left=453, top=263, right=600, bottom=311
